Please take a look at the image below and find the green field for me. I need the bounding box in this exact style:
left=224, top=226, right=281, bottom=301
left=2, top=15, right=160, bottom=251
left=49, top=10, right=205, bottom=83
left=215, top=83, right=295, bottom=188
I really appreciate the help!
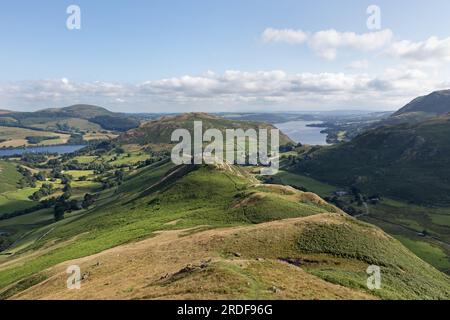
left=0, top=161, right=40, bottom=215
left=109, top=153, right=151, bottom=166
left=73, top=152, right=151, bottom=167
left=275, top=170, right=336, bottom=197
left=64, top=170, right=95, bottom=179
left=395, top=235, right=450, bottom=272
left=72, top=156, right=99, bottom=164
left=0, top=187, right=40, bottom=215
left=0, top=161, right=21, bottom=193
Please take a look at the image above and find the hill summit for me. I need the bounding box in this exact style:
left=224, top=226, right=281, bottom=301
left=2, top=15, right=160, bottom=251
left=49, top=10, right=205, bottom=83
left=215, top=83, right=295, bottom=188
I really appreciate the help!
left=393, top=90, right=450, bottom=117
left=0, top=104, right=140, bottom=132
left=120, top=112, right=294, bottom=145
left=41, top=104, right=115, bottom=119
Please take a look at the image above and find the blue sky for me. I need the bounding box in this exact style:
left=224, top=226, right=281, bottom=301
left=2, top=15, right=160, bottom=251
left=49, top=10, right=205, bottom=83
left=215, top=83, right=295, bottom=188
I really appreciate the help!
left=1, top=0, right=450, bottom=112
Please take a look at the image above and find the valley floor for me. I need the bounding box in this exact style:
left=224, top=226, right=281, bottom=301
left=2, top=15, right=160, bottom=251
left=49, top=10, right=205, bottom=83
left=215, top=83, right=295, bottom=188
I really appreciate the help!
left=276, top=170, right=450, bottom=274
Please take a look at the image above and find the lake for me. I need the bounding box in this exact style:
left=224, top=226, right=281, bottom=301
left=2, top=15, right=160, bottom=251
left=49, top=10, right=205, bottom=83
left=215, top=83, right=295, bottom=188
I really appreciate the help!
left=0, top=145, right=85, bottom=157
left=275, top=120, right=329, bottom=146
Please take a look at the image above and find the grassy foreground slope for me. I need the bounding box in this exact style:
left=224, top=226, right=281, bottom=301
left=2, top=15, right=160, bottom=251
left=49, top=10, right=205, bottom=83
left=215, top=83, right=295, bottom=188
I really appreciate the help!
left=7, top=212, right=450, bottom=299
left=0, top=162, right=334, bottom=297
left=0, top=161, right=449, bottom=299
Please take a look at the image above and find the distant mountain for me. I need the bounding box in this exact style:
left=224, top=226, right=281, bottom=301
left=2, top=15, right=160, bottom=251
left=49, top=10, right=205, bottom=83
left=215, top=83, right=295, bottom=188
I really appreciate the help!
left=394, top=90, right=450, bottom=117
left=0, top=104, right=140, bottom=132
left=41, top=104, right=115, bottom=118
left=120, top=112, right=294, bottom=146
left=291, top=113, right=450, bottom=205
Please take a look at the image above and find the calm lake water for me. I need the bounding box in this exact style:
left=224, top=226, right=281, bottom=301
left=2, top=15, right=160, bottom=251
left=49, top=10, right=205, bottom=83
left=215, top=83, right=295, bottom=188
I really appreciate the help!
left=275, top=121, right=329, bottom=146
left=0, top=145, right=85, bottom=157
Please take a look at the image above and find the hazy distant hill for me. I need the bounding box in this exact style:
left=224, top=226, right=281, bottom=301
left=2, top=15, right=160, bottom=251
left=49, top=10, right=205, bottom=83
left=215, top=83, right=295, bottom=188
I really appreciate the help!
left=120, top=112, right=294, bottom=145
left=0, top=104, right=140, bottom=132
left=394, top=90, right=450, bottom=117
left=40, top=104, right=115, bottom=118
left=372, top=90, right=450, bottom=127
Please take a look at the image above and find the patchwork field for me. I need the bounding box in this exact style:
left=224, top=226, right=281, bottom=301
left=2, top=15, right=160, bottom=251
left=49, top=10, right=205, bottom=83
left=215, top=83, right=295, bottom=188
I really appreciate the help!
left=0, top=126, right=70, bottom=148
left=83, top=132, right=118, bottom=142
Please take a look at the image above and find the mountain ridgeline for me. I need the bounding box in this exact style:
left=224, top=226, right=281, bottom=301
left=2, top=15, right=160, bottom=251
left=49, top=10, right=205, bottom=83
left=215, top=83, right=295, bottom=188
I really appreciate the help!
left=291, top=90, right=450, bottom=205
left=394, top=90, right=450, bottom=117
left=378, top=90, right=450, bottom=126
left=0, top=104, right=140, bottom=132
left=119, top=112, right=294, bottom=146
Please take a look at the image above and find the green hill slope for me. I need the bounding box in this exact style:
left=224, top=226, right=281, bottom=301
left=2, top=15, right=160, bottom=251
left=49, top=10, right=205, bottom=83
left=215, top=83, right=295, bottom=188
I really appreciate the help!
left=0, top=161, right=448, bottom=299
left=292, top=114, right=450, bottom=206
left=394, top=90, right=450, bottom=117
left=119, top=112, right=294, bottom=146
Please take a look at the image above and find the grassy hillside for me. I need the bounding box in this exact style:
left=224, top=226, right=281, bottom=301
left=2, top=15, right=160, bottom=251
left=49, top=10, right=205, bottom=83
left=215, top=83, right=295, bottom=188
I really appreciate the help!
left=0, top=161, right=21, bottom=193
left=291, top=114, right=450, bottom=206
left=0, top=162, right=333, bottom=295
left=394, top=90, right=450, bottom=117
left=0, top=160, right=448, bottom=299
left=5, top=212, right=450, bottom=299
left=120, top=113, right=294, bottom=146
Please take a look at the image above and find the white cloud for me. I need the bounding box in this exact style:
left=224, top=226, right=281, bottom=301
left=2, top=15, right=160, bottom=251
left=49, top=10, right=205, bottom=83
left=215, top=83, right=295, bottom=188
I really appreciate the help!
left=261, top=28, right=308, bottom=44
left=387, top=36, right=450, bottom=64
left=309, top=29, right=393, bottom=60
left=347, top=59, right=369, bottom=69
left=0, top=68, right=445, bottom=112
left=261, top=28, right=393, bottom=60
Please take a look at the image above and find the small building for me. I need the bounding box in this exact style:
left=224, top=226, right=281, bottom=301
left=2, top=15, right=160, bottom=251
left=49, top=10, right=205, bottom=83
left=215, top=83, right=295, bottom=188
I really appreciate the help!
left=334, top=190, right=348, bottom=197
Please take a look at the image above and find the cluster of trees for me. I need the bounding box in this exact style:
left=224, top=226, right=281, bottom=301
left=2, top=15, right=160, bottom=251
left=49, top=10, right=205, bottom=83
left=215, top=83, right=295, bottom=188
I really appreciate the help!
left=20, top=153, right=49, bottom=164
left=16, top=166, right=49, bottom=189
left=99, top=169, right=125, bottom=190
left=279, top=142, right=301, bottom=153
left=67, top=133, right=85, bottom=145
left=54, top=193, right=99, bottom=220
left=0, top=235, right=12, bottom=252
left=323, top=186, right=383, bottom=217
left=25, top=136, right=58, bottom=144
left=89, top=115, right=139, bottom=131
left=29, top=183, right=55, bottom=201
left=0, top=189, right=99, bottom=222
left=136, top=157, right=162, bottom=169
left=61, top=159, right=113, bottom=173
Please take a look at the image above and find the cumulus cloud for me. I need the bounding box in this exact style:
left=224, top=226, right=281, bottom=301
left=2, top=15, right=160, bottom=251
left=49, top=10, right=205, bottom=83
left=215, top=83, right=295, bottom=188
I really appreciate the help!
left=0, top=68, right=446, bottom=112
left=261, top=28, right=308, bottom=44
left=261, top=28, right=393, bottom=60
left=309, top=29, right=393, bottom=60
left=347, top=59, right=369, bottom=69
left=387, top=36, right=450, bottom=64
